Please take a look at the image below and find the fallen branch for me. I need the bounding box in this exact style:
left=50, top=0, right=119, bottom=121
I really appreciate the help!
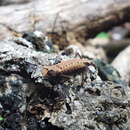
left=88, top=38, right=130, bottom=56
left=0, top=0, right=130, bottom=40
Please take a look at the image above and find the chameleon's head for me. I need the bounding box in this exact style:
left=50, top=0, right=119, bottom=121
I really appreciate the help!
left=42, top=67, right=49, bottom=77
left=42, top=66, right=57, bottom=77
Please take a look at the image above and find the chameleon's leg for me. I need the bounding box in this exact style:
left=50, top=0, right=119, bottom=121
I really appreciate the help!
left=81, top=72, right=85, bottom=86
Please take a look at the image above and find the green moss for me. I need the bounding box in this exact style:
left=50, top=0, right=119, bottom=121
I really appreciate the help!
left=96, top=32, right=109, bottom=39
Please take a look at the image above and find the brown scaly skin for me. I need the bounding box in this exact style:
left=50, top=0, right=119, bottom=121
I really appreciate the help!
left=42, top=58, right=93, bottom=78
